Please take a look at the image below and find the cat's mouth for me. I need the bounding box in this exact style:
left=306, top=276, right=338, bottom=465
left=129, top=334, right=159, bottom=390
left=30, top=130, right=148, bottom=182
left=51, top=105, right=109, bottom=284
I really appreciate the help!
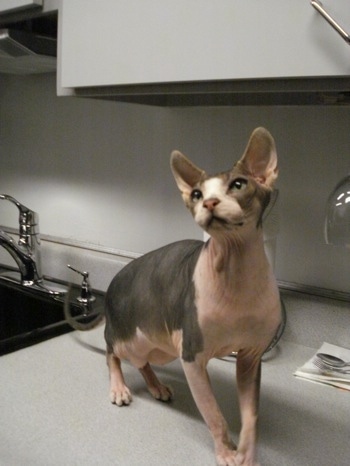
left=207, top=215, right=244, bottom=229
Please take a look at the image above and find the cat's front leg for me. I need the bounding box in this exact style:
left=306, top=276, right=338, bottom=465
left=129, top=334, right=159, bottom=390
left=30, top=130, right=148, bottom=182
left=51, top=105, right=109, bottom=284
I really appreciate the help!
left=181, top=359, right=237, bottom=466
left=235, top=350, right=262, bottom=466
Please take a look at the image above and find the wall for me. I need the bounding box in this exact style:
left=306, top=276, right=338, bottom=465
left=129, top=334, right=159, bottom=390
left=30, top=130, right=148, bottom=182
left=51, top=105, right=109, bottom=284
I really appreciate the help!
left=0, top=73, right=349, bottom=293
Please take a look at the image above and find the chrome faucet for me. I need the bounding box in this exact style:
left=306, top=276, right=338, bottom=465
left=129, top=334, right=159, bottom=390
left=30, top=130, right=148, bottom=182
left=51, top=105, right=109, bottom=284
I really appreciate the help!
left=0, top=194, right=97, bottom=302
left=0, top=194, right=42, bottom=286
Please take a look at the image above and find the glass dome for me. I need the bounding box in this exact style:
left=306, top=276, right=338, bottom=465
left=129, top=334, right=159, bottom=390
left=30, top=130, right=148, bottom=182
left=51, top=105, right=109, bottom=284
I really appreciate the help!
left=325, top=175, right=350, bottom=248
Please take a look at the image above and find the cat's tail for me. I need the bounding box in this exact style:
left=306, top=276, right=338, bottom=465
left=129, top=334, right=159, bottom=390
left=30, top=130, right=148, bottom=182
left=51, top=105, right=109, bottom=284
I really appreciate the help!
left=63, top=286, right=105, bottom=331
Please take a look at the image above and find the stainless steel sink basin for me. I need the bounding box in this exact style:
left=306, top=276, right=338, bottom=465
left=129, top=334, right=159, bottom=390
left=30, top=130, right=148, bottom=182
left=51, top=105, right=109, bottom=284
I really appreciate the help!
left=0, top=273, right=105, bottom=356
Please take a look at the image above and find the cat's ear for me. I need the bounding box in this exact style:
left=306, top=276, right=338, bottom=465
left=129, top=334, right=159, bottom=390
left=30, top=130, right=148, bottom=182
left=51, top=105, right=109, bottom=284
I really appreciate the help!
left=238, top=127, right=278, bottom=187
left=170, top=151, right=205, bottom=193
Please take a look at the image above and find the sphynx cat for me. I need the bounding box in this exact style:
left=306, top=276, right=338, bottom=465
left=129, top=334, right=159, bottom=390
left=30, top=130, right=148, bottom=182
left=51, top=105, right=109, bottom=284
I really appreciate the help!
left=68, top=127, right=281, bottom=465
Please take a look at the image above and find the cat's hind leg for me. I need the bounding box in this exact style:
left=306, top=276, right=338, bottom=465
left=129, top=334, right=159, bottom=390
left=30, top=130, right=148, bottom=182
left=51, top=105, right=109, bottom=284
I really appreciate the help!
left=139, top=362, right=173, bottom=402
left=106, top=349, right=133, bottom=406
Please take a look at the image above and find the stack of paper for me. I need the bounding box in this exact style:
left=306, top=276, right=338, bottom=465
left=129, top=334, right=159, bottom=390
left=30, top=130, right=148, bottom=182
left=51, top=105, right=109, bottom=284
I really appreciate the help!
left=294, top=342, right=350, bottom=391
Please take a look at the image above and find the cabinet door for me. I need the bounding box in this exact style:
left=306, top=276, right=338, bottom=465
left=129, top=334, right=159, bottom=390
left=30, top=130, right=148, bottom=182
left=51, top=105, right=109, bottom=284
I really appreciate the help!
left=60, top=0, right=350, bottom=89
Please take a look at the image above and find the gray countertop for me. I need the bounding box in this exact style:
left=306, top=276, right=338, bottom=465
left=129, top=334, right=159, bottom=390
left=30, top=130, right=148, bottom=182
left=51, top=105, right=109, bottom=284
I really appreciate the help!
left=1, top=325, right=349, bottom=466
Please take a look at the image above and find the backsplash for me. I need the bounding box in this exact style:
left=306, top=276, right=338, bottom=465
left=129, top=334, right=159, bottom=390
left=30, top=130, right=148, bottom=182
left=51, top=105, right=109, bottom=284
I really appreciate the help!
left=0, top=73, right=349, bottom=293
left=281, top=289, right=350, bottom=349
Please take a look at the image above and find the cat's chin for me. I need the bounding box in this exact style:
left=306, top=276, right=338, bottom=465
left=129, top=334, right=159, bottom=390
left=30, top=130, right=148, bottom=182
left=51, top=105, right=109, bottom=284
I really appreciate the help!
left=202, top=215, right=244, bottom=234
left=209, top=215, right=230, bottom=227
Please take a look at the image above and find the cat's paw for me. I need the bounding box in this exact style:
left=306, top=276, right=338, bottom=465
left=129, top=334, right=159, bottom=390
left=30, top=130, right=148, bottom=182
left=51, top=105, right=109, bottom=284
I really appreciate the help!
left=215, top=442, right=237, bottom=466
left=109, top=385, right=133, bottom=406
left=216, top=449, right=237, bottom=466
left=234, top=452, right=260, bottom=466
left=148, top=383, right=174, bottom=402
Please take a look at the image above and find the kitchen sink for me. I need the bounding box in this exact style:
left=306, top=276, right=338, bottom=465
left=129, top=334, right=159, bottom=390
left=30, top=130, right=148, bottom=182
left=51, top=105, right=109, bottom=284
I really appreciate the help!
left=0, top=272, right=105, bottom=356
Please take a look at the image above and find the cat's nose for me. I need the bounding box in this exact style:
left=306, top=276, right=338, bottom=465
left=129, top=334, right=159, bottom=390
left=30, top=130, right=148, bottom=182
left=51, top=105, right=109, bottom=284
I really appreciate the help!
left=203, top=198, right=220, bottom=211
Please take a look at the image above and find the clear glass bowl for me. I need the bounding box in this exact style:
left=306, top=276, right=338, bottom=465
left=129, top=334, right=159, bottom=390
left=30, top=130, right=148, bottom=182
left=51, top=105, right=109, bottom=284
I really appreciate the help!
left=325, top=175, right=350, bottom=248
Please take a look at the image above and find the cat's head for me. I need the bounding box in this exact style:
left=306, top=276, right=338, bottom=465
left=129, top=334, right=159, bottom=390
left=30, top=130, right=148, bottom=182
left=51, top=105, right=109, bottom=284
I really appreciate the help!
left=170, top=127, right=278, bottom=238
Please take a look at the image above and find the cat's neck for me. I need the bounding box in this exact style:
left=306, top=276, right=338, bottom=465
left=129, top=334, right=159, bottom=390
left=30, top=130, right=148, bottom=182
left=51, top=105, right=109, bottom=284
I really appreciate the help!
left=203, top=227, right=269, bottom=279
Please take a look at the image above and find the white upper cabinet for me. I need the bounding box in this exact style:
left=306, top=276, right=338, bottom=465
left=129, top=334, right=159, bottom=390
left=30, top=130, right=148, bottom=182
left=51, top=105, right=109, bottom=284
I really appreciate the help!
left=59, top=0, right=350, bottom=89
left=0, top=0, right=42, bottom=14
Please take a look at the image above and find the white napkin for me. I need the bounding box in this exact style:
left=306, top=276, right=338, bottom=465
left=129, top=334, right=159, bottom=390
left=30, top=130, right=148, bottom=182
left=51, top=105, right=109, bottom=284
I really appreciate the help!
left=294, top=342, right=350, bottom=391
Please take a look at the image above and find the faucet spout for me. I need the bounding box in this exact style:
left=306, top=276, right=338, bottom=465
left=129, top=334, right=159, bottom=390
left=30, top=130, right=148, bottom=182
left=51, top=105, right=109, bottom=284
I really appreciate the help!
left=0, top=194, right=42, bottom=286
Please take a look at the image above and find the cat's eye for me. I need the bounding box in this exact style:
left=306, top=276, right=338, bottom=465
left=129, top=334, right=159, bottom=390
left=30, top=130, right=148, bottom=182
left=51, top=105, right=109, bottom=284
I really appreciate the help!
left=229, top=178, right=248, bottom=191
left=191, top=189, right=202, bottom=202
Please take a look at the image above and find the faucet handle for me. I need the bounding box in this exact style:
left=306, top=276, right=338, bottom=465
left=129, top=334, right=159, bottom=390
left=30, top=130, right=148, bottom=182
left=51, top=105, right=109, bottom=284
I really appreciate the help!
left=0, top=194, right=40, bottom=240
left=67, top=264, right=96, bottom=304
